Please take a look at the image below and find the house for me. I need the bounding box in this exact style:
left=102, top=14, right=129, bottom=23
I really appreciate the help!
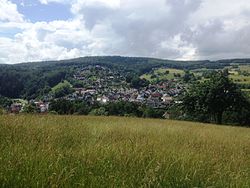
left=10, top=103, right=22, bottom=113
left=102, top=96, right=109, bottom=103
left=161, top=95, right=173, bottom=104
left=150, top=92, right=162, bottom=99
left=34, top=101, right=50, bottom=113
left=129, top=94, right=138, bottom=102
left=97, top=96, right=109, bottom=104
left=175, top=101, right=183, bottom=104
left=85, top=89, right=96, bottom=95
left=136, top=95, right=145, bottom=102
left=146, top=99, right=158, bottom=108
left=75, top=88, right=85, bottom=95
left=40, top=103, right=49, bottom=113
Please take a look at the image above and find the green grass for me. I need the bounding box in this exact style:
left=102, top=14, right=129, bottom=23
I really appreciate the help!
left=227, top=65, right=250, bottom=85
left=230, top=74, right=250, bottom=84
left=0, top=115, right=249, bottom=187
left=239, top=65, right=250, bottom=72
left=51, top=80, right=72, bottom=93
left=141, top=68, right=185, bottom=82
left=190, top=65, right=250, bottom=85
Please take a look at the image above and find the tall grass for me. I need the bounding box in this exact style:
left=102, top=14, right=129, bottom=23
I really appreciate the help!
left=0, top=115, right=249, bottom=187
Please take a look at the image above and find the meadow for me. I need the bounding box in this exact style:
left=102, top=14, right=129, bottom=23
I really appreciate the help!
left=141, top=68, right=185, bottom=82
left=0, top=115, right=249, bottom=187
left=227, top=65, right=250, bottom=85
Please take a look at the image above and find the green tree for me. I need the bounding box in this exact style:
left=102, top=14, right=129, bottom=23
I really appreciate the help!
left=23, top=103, right=39, bottom=113
left=53, top=81, right=73, bottom=98
left=106, top=101, right=142, bottom=117
left=0, top=96, right=12, bottom=108
left=89, top=107, right=108, bottom=116
left=141, top=106, right=165, bottom=118
left=182, top=71, right=248, bottom=124
left=49, top=99, right=74, bottom=115
left=130, top=77, right=149, bottom=89
left=183, top=70, right=195, bottom=83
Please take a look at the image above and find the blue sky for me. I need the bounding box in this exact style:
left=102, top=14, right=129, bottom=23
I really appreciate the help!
left=10, top=0, right=72, bottom=22
left=1, top=0, right=250, bottom=64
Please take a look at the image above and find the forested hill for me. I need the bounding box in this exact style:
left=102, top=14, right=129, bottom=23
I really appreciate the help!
left=2, top=56, right=250, bottom=71
left=1, top=56, right=250, bottom=99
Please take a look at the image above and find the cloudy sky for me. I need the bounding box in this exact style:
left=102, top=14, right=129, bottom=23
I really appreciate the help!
left=1, top=0, right=250, bottom=64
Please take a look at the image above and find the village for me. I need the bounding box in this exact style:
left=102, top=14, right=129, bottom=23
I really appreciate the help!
left=8, top=65, right=185, bottom=114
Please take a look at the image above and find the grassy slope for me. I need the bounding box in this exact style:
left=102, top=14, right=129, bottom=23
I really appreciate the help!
left=227, top=65, right=250, bottom=84
left=141, top=68, right=185, bottom=82
left=239, top=65, right=250, bottom=72
left=230, top=75, right=250, bottom=85
left=0, top=115, right=249, bottom=187
left=51, top=80, right=72, bottom=93
left=189, top=65, right=250, bottom=85
left=228, top=65, right=250, bottom=97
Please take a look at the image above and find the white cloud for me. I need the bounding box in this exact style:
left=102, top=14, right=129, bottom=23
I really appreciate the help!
left=0, top=19, right=94, bottom=64
left=190, top=0, right=250, bottom=23
left=1, top=0, right=250, bottom=63
left=38, top=0, right=69, bottom=5
left=0, top=0, right=24, bottom=22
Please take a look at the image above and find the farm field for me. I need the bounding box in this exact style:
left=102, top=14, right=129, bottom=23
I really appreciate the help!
left=0, top=115, right=249, bottom=187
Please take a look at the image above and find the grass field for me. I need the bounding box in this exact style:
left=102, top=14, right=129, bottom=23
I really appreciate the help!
left=228, top=65, right=250, bottom=85
left=0, top=115, right=249, bottom=187
left=51, top=80, right=72, bottom=93
left=238, top=65, right=250, bottom=72
left=229, top=74, right=250, bottom=85
left=141, top=68, right=185, bottom=82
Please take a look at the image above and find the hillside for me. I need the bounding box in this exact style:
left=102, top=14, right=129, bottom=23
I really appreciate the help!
left=1, top=56, right=250, bottom=126
left=1, top=56, right=250, bottom=100
left=0, top=115, right=249, bottom=187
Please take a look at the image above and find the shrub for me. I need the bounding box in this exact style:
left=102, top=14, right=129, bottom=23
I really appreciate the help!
left=89, top=107, right=108, bottom=116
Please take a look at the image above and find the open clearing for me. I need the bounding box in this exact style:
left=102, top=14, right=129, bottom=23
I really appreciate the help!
left=141, top=68, right=185, bottom=82
left=0, top=115, right=249, bottom=187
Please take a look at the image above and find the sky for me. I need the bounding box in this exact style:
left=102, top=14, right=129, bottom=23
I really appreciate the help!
left=1, top=0, right=250, bottom=64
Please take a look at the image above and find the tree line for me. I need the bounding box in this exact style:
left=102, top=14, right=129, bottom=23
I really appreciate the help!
left=49, top=100, right=165, bottom=119
left=171, top=70, right=250, bottom=126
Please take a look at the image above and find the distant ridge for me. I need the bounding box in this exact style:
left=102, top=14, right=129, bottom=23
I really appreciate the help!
left=1, top=55, right=250, bottom=66
left=6, top=56, right=250, bottom=72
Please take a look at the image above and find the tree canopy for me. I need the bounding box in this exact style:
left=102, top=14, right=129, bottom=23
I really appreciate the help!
left=181, top=71, right=250, bottom=125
